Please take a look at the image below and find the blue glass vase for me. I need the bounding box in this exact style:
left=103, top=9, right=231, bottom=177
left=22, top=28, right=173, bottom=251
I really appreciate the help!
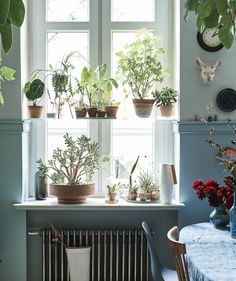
left=230, top=192, right=236, bottom=238
left=209, top=204, right=229, bottom=228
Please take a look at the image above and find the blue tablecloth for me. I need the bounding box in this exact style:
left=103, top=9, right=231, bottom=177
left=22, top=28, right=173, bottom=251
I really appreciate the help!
left=180, top=222, right=236, bottom=281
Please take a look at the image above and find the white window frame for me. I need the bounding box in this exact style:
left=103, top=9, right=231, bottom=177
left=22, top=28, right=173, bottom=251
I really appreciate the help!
left=27, top=0, right=179, bottom=199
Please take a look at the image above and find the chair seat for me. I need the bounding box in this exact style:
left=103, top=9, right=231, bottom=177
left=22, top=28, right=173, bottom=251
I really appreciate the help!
left=162, top=267, right=178, bottom=281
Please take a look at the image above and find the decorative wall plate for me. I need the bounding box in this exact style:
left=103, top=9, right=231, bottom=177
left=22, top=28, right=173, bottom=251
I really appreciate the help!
left=216, top=88, right=236, bottom=112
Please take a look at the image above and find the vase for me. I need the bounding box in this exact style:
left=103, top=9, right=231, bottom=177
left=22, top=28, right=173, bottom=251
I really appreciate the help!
left=209, top=204, right=229, bottom=228
left=160, top=164, right=175, bottom=204
left=230, top=192, right=236, bottom=238
left=66, top=247, right=91, bottom=281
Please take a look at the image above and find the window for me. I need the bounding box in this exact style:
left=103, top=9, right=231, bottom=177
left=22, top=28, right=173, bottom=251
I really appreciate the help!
left=28, top=0, right=179, bottom=198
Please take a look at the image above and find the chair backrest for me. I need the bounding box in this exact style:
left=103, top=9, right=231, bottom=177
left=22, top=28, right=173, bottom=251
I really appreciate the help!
left=142, top=221, right=164, bottom=281
left=167, top=226, right=190, bottom=281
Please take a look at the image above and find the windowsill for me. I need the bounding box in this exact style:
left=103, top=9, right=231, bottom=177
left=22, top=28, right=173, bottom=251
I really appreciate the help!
left=14, top=197, right=185, bottom=211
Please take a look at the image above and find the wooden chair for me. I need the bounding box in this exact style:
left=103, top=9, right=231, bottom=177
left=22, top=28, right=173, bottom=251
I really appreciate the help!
left=142, top=221, right=178, bottom=281
left=167, top=226, right=190, bottom=281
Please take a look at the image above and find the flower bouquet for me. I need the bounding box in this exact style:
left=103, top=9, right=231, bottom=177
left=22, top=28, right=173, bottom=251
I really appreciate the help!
left=193, top=178, right=233, bottom=227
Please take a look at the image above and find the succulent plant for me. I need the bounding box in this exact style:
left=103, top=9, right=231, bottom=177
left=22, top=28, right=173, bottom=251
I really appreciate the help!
left=37, top=133, right=100, bottom=185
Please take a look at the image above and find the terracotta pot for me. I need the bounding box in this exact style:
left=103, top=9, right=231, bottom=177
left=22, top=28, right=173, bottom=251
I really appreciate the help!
left=105, top=106, right=119, bottom=118
left=159, top=104, right=174, bottom=117
left=50, top=183, right=95, bottom=204
left=128, top=193, right=137, bottom=201
left=97, top=110, right=106, bottom=118
left=139, top=193, right=148, bottom=201
left=133, top=99, right=155, bottom=118
left=108, top=192, right=117, bottom=202
left=75, top=108, right=87, bottom=118
left=87, top=107, right=97, bottom=117
left=150, top=191, right=160, bottom=201
left=28, top=105, right=43, bottom=118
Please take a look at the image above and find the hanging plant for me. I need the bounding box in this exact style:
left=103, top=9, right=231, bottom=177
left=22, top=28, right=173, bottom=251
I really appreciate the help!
left=184, top=0, right=236, bottom=49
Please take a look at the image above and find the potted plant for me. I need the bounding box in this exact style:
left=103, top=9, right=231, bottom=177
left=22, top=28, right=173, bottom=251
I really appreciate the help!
left=96, top=100, right=106, bottom=117
left=81, top=64, right=118, bottom=118
left=105, top=101, right=120, bottom=118
left=49, top=53, right=76, bottom=119
left=116, top=28, right=166, bottom=118
left=152, top=87, right=178, bottom=117
left=127, top=185, right=138, bottom=201
left=150, top=184, right=160, bottom=201
left=127, top=156, right=139, bottom=200
left=74, top=102, right=87, bottom=118
left=23, top=78, right=45, bottom=118
left=37, top=133, right=100, bottom=204
left=138, top=169, right=155, bottom=200
left=106, top=183, right=119, bottom=203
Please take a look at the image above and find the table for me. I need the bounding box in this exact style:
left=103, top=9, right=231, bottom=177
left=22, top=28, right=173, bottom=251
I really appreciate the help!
left=180, top=222, right=236, bottom=281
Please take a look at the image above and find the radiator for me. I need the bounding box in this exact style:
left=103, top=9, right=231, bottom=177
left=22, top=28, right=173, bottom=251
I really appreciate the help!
left=29, top=228, right=149, bottom=281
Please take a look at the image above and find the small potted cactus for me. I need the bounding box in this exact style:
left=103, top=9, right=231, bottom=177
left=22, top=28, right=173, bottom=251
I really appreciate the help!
left=106, top=183, right=119, bottom=203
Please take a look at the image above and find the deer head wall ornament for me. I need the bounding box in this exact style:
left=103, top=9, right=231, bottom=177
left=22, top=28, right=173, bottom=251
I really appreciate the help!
left=196, top=57, right=222, bottom=85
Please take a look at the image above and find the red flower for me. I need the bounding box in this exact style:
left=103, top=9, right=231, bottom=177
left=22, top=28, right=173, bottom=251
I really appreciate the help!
left=192, top=178, right=234, bottom=209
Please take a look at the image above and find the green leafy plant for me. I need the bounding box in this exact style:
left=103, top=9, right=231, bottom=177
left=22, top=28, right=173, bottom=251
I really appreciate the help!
left=23, top=78, right=45, bottom=106
left=116, top=28, right=166, bottom=99
left=0, top=0, right=25, bottom=105
left=81, top=64, right=118, bottom=107
left=138, top=169, right=154, bottom=187
left=129, top=156, right=139, bottom=187
left=128, top=184, right=139, bottom=194
left=0, top=65, right=15, bottom=104
left=184, top=0, right=236, bottom=49
left=0, top=0, right=25, bottom=54
left=152, top=87, right=178, bottom=106
left=107, top=183, right=119, bottom=194
left=37, top=133, right=100, bottom=185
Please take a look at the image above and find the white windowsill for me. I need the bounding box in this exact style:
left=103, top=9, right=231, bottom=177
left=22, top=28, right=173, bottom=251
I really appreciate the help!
left=14, top=197, right=185, bottom=211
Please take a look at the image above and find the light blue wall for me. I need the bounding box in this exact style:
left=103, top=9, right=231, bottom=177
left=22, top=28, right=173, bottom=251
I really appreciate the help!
left=178, top=0, right=236, bottom=228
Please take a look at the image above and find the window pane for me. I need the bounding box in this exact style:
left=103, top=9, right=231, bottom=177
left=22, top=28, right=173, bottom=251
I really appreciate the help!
left=112, top=120, right=153, bottom=181
left=47, top=0, right=89, bottom=21
left=111, top=0, right=155, bottom=22
left=47, top=32, right=89, bottom=118
left=47, top=120, right=88, bottom=161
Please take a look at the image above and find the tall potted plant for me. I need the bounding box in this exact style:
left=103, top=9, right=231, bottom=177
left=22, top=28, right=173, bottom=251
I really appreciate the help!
left=37, top=133, right=100, bottom=204
left=116, top=28, right=166, bottom=118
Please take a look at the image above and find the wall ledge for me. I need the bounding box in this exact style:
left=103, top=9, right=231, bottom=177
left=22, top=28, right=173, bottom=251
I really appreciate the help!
left=174, top=121, right=236, bottom=134
left=14, top=197, right=185, bottom=211
left=0, top=119, right=31, bottom=132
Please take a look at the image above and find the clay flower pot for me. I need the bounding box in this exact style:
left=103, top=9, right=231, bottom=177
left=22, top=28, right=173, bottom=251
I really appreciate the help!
left=75, top=108, right=87, bottom=118
left=150, top=191, right=160, bottom=201
left=28, top=105, right=43, bottom=118
left=50, top=183, right=95, bottom=204
left=97, top=110, right=106, bottom=118
left=105, top=106, right=119, bottom=118
left=133, top=99, right=155, bottom=118
left=128, top=193, right=137, bottom=201
left=139, top=193, right=148, bottom=201
left=159, top=104, right=174, bottom=117
left=87, top=107, right=97, bottom=117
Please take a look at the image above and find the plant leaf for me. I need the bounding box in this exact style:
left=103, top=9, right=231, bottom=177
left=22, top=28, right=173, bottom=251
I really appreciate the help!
left=0, top=0, right=10, bottom=25
left=0, top=66, right=15, bottom=80
left=0, top=19, right=12, bottom=53
left=8, top=0, right=25, bottom=27
left=197, top=0, right=214, bottom=19
left=215, top=0, right=228, bottom=15
left=0, top=91, right=4, bottom=105
left=204, top=8, right=220, bottom=27
left=219, top=12, right=234, bottom=49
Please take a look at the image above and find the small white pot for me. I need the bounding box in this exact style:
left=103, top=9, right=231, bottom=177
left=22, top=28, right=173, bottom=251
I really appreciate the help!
left=160, top=164, right=174, bottom=204
left=66, top=247, right=91, bottom=281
